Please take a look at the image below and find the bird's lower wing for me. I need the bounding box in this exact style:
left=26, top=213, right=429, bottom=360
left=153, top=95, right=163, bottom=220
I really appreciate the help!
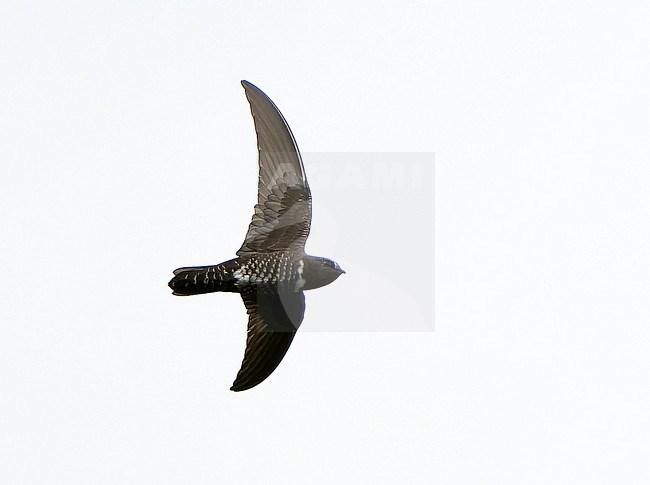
left=231, top=289, right=306, bottom=391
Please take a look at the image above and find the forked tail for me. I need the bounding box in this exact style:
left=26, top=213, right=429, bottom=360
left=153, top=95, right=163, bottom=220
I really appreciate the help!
left=168, top=259, right=240, bottom=295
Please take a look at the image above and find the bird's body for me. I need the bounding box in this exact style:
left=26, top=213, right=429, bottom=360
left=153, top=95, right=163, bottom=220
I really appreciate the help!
left=169, top=81, right=344, bottom=391
left=171, top=253, right=341, bottom=295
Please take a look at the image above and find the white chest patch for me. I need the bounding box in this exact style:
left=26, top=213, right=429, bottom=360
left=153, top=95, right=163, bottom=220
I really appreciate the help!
left=233, top=268, right=249, bottom=285
left=294, top=260, right=305, bottom=291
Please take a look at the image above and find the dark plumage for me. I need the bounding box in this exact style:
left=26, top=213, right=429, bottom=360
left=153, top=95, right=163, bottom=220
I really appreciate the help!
left=169, top=81, right=344, bottom=392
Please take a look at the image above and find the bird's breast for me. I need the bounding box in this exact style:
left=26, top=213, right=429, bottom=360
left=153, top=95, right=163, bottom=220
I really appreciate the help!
left=233, top=253, right=304, bottom=291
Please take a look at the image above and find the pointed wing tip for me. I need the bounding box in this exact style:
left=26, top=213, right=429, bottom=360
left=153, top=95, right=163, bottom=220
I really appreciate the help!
left=241, top=80, right=257, bottom=91
left=230, top=380, right=256, bottom=392
left=241, top=80, right=263, bottom=102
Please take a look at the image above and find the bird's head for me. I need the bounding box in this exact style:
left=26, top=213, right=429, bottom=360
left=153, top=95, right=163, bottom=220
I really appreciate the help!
left=322, top=258, right=345, bottom=274
left=303, top=256, right=345, bottom=290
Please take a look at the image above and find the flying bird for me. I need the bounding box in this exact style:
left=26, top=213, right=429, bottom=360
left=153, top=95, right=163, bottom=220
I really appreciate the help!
left=168, top=81, right=344, bottom=392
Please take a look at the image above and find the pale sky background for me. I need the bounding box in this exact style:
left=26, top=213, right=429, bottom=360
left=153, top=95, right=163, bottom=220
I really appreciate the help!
left=2, top=1, right=650, bottom=484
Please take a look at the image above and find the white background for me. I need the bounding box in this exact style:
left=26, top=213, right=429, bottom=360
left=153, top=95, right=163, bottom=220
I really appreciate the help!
left=1, top=1, right=649, bottom=483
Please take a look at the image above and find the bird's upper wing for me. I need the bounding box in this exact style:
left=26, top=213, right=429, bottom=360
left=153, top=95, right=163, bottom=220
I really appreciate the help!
left=236, top=81, right=312, bottom=256
left=231, top=289, right=305, bottom=391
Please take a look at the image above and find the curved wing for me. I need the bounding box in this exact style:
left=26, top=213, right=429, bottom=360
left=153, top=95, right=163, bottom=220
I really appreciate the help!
left=237, top=81, right=312, bottom=256
left=231, top=289, right=305, bottom=392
